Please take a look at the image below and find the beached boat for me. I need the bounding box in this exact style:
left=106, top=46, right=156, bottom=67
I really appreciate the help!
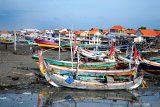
left=0, top=38, right=14, bottom=44
left=43, top=65, right=143, bottom=90
left=26, top=40, right=37, bottom=46
left=37, top=50, right=137, bottom=76
left=139, top=57, right=160, bottom=74
left=79, top=41, right=116, bottom=63
left=46, top=63, right=137, bottom=76
left=38, top=49, right=143, bottom=90
left=116, top=52, right=135, bottom=64
left=34, top=38, right=59, bottom=49
left=32, top=54, right=116, bottom=70
left=79, top=47, right=115, bottom=62
left=116, top=45, right=140, bottom=68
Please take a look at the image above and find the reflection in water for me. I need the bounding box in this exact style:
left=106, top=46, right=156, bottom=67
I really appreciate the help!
left=37, top=89, right=140, bottom=107
left=1, top=88, right=160, bottom=107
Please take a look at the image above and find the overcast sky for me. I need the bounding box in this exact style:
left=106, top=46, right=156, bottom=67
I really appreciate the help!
left=0, top=0, right=160, bottom=30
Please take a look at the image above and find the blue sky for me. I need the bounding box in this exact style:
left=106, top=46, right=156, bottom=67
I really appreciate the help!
left=0, top=0, right=160, bottom=30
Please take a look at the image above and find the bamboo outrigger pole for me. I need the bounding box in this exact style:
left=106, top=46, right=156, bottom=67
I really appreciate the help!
left=58, top=33, right=61, bottom=60
left=69, top=31, right=74, bottom=69
left=75, top=47, right=80, bottom=79
left=14, top=31, right=17, bottom=53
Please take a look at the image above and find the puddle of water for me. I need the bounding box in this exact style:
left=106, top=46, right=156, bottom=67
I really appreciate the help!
left=0, top=88, right=160, bottom=107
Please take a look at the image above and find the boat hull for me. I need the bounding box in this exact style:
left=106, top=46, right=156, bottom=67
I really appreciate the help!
left=44, top=70, right=143, bottom=90
left=35, top=39, right=59, bottom=48
left=139, top=62, right=160, bottom=74
left=33, top=54, right=116, bottom=70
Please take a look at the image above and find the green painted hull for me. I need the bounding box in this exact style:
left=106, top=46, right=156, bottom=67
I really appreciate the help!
left=32, top=55, right=116, bottom=69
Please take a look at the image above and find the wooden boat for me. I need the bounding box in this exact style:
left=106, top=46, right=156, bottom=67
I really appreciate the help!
left=79, top=41, right=116, bottom=63
left=0, top=38, right=14, bottom=44
left=43, top=66, right=143, bottom=90
left=38, top=51, right=143, bottom=90
left=116, top=53, right=135, bottom=64
left=139, top=57, right=160, bottom=74
left=47, top=63, right=137, bottom=76
left=26, top=40, right=37, bottom=46
left=34, top=38, right=59, bottom=49
left=37, top=50, right=137, bottom=76
left=116, top=45, right=141, bottom=68
left=32, top=54, right=116, bottom=70
left=79, top=47, right=115, bottom=62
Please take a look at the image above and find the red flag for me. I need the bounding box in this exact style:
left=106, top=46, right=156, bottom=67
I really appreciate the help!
left=133, top=45, right=140, bottom=60
left=109, top=40, right=115, bottom=57
left=73, top=36, right=78, bottom=54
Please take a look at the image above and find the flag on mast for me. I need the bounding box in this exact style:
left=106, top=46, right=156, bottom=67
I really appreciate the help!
left=109, top=40, right=115, bottom=59
left=133, top=45, right=140, bottom=61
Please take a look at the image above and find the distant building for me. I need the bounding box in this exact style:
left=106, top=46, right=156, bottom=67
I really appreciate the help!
left=136, top=29, right=158, bottom=37
left=0, top=30, right=12, bottom=38
left=110, top=25, right=127, bottom=33
left=136, top=29, right=159, bottom=43
left=155, top=31, right=160, bottom=36
left=103, top=30, right=109, bottom=36
left=74, top=30, right=88, bottom=41
left=126, top=29, right=137, bottom=36
left=88, top=28, right=103, bottom=45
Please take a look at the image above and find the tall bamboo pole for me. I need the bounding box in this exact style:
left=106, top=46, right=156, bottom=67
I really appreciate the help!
left=14, top=31, right=17, bottom=53
left=58, top=33, right=61, bottom=60
left=69, top=31, right=73, bottom=69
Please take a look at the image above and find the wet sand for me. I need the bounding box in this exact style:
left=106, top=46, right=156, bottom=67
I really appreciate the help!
left=0, top=43, right=71, bottom=90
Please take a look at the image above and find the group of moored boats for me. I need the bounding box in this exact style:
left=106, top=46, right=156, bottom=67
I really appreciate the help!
left=31, top=39, right=160, bottom=91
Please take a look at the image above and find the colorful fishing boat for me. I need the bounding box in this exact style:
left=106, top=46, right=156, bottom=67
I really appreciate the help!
left=37, top=49, right=143, bottom=90
left=26, top=40, right=37, bottom=46
left=43, top=63, right=143, bottom=90
left=139, top=57, right=160, bottom=74
left=34, top=38, right=59, bottom=49
left=46, top=62, right=137, bottom=76
left=0, top=38, right=14, bottom=44
left=32, top=54, right=116, bottom=70
left=79, top=47, right=115, bottom=62
left=79, top=41, right=116, bottom=63
left=116, top=45, right=141, bottom=68
left=37, top=50, right=137, bottom=76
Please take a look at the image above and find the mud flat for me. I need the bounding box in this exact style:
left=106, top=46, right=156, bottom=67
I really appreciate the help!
left=0, top=44, right=70, bottom=90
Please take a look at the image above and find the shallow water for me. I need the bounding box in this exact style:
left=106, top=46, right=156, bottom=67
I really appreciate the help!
left=0, top=87, right=160, bottom=107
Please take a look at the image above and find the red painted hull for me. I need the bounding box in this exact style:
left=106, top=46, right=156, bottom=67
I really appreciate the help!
left=34, top=39, right=58, bottom=46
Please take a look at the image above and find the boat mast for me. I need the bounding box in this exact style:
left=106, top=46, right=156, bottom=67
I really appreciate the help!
left=75, top=47, right=80, bottom=79
left=69, top=31, right=74, bottom=69
left=58, top=33, right=61, bottom=60
left=14, top=31, right=17, bottom=53
left=129, top=44, right=134, bottom=69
